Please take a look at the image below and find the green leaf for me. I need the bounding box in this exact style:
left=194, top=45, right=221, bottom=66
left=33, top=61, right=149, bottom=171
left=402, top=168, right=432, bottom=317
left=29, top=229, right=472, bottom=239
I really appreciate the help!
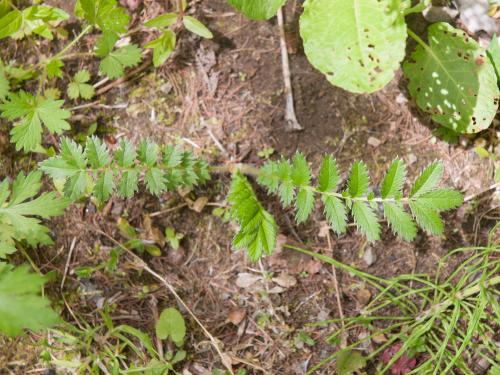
left=145, top=168, right=166, bottom=196
left=64, top=171, right=89, bottom=200
left=144, top=13, right=177, bottom=28
left=145, top=30, right=176, bottom=67
left=99, top=44, right=142, bottom=79
left=0, top=92, right=71, bottom=152
left=351, top=201, right=380, bottom=242
left=116, top=138, right=136, bottom=168
left=381, top=159, right=406, bottom=199
left=94, top=169, right=114, bottom=203
left=0, top=66, right=9, bottom=101
left=414, top=189, right=463, bottom=211
left=155, top=307, right=186, bottom=345
left=0, top=264, right=59, bottom=337
left=317, top=155, right=339, bottom=192
left=409, top=200, right=443, bottom=236
left=78, top=0, right=129, bottom=34
left=487, top=34, right=500, bottom=80
left=0, top=172, right=67, bottom=258
left=291, top=152, right=311, bottom=187
left=404, top=23, right=499, bottom=133
left=299, top=0, right=407, bottom=93
left=228, top=172, right=277, bottom=261
left=295, top=187, right=314, bottom=223
left=138, top=139, right=158, bottom=166
left=323, top=195, right=347, bottom=234
left=0, top=10, right=22, bottom=40
left=227, top=0, right=286, bottom=20
left=67, top=69, right=95, bottom=100
left=348, top=161, right=369, bottom=198
left=182, top=16, right=213, bottom=39
left=117, top=170, right=138, bottom=198
left=336, top=349, right=367, bottom=375
left=86, top=136, right=110, bottom=168
left=383, top=202, right=417, bottom=241
left=410, top=161, right=443, bottom=198
left=46, top=59, right=63, bottom=79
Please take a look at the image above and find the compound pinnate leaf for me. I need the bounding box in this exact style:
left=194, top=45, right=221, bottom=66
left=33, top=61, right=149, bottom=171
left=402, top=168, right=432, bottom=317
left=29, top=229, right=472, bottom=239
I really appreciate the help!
left=0, top=264, right=59, bottom=337
left=410, top=161, right=443, bottom=198
left=155, top=307, right=186, bottom=345
left=409, top=200, right=443, bottom=236
left=323, top=195, right=347, bottom=234
left=404, top=23, right=499, bottom=133
left=317, top=155, right=339, bottom=192
left=299, top=0, right=407, bottom=93
left=78, top=0, right=129, bottom=34
left=227, top=0, right=286, bottom=20
left=383, top=202, right=417, bottom=241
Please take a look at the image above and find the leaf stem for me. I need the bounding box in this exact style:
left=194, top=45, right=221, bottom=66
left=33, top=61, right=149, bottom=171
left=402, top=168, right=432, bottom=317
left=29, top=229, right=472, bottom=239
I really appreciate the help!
left=407, top=28, right=428, bottom=49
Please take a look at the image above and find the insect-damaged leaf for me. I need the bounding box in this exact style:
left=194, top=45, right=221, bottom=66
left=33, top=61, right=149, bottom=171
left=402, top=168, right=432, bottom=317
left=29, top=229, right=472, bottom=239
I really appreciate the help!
left=404, top=23, right=499, bottom=134
left=227, top=0, right=286, bottom=20
left=299, top=0, right=407, bottom=93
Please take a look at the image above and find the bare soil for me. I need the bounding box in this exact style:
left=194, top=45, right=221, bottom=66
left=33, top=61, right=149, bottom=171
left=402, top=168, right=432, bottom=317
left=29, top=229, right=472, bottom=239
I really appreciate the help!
left=0, top=0, right=498, bottom=374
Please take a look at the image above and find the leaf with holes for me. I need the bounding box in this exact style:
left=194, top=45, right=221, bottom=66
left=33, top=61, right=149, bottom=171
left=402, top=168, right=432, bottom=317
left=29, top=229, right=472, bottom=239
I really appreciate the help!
left=404, top=23, right=499, bottom=133
left=227, top=0, right=287, bottom=20
left=299, top=0, right=407, bottom=93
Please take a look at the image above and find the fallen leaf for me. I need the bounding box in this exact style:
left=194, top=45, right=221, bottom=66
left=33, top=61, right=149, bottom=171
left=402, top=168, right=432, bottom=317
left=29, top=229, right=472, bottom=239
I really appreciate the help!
left=356, top=288, right=372, bottom=306
left=190, top=196, right=208, bottom=213
left=272, top=273, right=297, bottom=288
left=367, top=136, right=382, bottom=148
left=227, top=308, right=246, bottom=325
left=236, top=273, right=261, bottom=289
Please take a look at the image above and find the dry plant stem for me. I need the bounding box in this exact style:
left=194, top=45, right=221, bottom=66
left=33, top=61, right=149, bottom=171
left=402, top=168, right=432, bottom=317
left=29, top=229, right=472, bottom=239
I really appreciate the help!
left=464, top=182, right=500, bottom=202
left=277, top=7, right=303, bottom=132
left=326, top=231, right=347, bottom=348
left=94, top=228, right=235, bottom=375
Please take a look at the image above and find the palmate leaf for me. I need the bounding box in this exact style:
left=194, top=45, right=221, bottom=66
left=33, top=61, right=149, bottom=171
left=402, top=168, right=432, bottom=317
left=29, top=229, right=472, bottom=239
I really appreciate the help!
left=299, top=0, right=407, bottom=93
left=67, top=69, right=95, bottom=100
left=228, top=172, right=277, bottom=262
left=77, top=0, right=129, bottom=34
left=0, top=171, right=68, bottom=258
left=0, top=91, right=71, bottom=151
left=227, top=0, right=287, bottom=20
left=0, top=264, right=59, bottom=336
left=98, top=44, right=142, bottom=79
left=404, top=23, right=499, bottom=133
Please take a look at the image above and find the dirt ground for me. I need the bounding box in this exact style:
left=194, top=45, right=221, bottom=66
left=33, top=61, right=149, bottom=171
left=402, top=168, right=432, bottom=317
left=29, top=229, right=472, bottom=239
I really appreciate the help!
left=0, top=0, right=499, bottom=374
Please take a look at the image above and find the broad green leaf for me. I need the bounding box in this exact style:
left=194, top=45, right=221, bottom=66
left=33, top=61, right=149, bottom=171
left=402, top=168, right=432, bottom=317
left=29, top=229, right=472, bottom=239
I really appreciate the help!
left=348, top=161, right=369, bottom=198
left=78, top=0, right=129, bottom=34
left=410, top=161, right=443, bottom=198
left=409, top=200, right=443, bottom=235
left=300, top=0, right=407, bottom=93
left=336, top=349, right=367, bottom=375
left=404, top=23, right=499, bottom=133
left=99, top=44, right=142, bottom=79
left=145, top=30, right=176, bottom=67
left=317, top=155, right=339, bottom=192
left=227, top=0, right=286, bottom=20
left=295, top=187, right=314, bottom=223
left=0, top=0, right=10, bottom=18
left=155, top=307, right=186, bottom=345
left=323, top=195, right=347, bottom=234
left=67, top=69, right=94, bottom=100
left=0, top=264, right=59, bottom=337
left=381, top=159, right=406, bottom=198
left=0, top=92, right=71, bottom=151
left=487, top=35, right=500, bottom=80
left=383, top=202, right=417, bottom=241
left=352, top=201, right=380, bottom=241
left=144, top=13, right=177, bottom=28
left=0, top=10, right=22, bottom=40
left=182, top=16, right=212, bottom=39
